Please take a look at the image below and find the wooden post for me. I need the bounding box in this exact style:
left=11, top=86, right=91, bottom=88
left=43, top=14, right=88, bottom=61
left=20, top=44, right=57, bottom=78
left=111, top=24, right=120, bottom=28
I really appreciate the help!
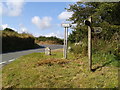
left=64, top=27, right=67, bottom=59
left=88, top=16, right=92, bottom=71
left=65, top=27, right=68, bottom=59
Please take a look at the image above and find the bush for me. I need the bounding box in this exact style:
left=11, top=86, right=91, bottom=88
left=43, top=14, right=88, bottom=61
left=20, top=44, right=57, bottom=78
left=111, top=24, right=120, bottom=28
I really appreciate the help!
left=68, top=36, right=120, bottom=67
left=69, top=39, right=88, bottom=56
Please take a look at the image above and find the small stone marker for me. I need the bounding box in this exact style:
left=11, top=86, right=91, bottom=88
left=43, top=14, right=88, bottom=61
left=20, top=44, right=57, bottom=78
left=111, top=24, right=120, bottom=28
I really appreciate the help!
left=45, top=47, right=51, bottom=55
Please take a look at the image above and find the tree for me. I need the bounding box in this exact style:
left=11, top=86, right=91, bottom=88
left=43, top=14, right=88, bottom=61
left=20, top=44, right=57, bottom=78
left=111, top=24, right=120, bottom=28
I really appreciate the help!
left=67, top=2, right=120, bottom=43
left=95, top=2, right=120, bottom=25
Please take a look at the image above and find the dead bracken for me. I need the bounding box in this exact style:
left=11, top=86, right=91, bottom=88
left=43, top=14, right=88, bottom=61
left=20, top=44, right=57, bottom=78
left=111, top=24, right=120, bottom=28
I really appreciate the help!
left=35, top=59, right=69, bottom=66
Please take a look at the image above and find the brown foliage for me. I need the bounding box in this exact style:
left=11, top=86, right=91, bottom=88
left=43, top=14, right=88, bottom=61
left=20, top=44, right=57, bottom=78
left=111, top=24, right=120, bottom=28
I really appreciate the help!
left=35, top=59, right=69, bottom=66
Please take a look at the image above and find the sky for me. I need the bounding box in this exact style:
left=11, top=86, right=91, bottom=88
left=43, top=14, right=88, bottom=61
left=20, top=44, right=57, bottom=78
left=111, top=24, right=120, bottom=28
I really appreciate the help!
left=1, top=0, right=75, bottom=38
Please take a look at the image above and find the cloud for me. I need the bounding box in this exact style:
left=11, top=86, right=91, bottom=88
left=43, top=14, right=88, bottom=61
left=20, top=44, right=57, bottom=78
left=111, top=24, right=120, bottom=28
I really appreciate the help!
left=44, top=31, right=64, bottom=39
left=33, top=33, right=40, bottom=37
left=0, top=23, right=28, bottom=33
left=19, top=24, right=28, bottom=33
left=20, top=27, right=28, bottom=32
left=0, top=24, right=18, bottom=32
left=1, top=0, right=25, bottom=16
left=31, top=16, right=52, bottom=30
left=0, top=24, right=8, bottom=30
left=58, top=11, right=73, bottom=20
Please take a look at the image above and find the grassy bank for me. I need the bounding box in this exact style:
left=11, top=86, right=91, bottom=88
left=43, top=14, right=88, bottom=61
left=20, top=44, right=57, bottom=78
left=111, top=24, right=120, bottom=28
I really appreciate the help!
left=1, top=29, right=39, bottom=53
left=2, top=49, right=118, bottom=88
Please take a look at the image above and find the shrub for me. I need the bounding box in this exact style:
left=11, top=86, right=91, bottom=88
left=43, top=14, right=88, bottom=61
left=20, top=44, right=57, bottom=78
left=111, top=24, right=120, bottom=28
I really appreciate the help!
left=69, top=39, right=88, bottom=56
left=69, top=35, right=120, bottom=67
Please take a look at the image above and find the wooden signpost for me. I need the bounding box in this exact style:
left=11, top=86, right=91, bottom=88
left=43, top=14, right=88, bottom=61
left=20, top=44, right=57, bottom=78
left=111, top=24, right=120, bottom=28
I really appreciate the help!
left=85, top=16, right=102, bottom=71
left=88, top=16, right=92, bottom=71
left=84, top=16, right=92, bottom=71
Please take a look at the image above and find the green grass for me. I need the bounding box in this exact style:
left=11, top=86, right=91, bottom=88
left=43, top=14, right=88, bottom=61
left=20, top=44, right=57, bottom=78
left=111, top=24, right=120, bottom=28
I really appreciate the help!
left=2, top=49, right=119, bottom=88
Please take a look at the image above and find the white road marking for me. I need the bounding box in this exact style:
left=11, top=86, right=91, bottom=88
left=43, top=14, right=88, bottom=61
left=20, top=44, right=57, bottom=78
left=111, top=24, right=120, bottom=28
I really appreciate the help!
left=8, top=59, right=15, bottom=62
left=0, top=58, right=16, bottom=65
left=0, top=61, right=7, bottom=65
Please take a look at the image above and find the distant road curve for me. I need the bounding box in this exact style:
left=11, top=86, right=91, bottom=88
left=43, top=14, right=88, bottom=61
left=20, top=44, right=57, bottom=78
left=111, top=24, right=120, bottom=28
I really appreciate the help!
left=1, top=44, right=63, bottom=65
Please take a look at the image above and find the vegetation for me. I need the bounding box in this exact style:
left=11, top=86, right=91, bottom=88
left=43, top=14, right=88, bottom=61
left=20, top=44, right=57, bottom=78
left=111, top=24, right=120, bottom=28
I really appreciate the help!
left=3, top=28, right=17, bottom=32
left=35, top=36, right=63, bottom=45
left=67, top=2, right=120, bottom=41
left=1, top=28, right=63, bottom=53
left=67, top=2, right=120, bottom=67
left=1, top=28, right=39, bottom=53
left=1, top=2, right=120, bottom=88
left=2, top=50, right=118, bottom=88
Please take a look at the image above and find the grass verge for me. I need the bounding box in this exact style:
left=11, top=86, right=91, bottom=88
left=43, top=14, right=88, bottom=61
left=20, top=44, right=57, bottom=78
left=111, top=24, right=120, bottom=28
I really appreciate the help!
left=2, top=49, right=119, bottom=88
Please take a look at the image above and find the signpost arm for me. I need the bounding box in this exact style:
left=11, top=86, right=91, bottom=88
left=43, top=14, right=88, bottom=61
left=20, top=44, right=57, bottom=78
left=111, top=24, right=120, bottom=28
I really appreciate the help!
left=88, top=16, right=92, bottom=71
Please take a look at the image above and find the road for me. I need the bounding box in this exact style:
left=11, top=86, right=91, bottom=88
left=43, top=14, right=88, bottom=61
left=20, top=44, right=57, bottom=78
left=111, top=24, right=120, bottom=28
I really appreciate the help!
left=1, top=45, right=63, bottom=65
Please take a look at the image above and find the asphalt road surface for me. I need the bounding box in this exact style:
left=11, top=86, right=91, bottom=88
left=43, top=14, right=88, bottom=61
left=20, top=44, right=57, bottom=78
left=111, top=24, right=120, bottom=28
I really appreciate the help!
left=1, top=44, right=63, bottom=66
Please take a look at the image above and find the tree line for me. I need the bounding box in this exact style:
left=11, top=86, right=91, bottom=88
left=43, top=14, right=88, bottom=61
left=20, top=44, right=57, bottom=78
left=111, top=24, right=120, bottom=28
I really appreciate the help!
left=36, top=36, right=63, bottom=44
